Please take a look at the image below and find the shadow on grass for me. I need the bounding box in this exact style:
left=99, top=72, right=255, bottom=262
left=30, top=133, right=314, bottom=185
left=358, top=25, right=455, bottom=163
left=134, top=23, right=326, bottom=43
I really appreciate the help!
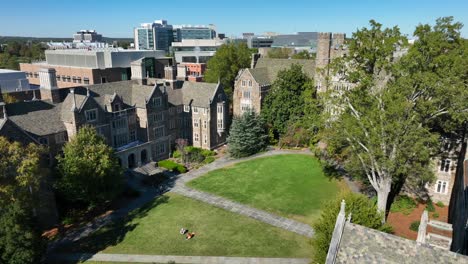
left=50, top=195, right=170, bottom=264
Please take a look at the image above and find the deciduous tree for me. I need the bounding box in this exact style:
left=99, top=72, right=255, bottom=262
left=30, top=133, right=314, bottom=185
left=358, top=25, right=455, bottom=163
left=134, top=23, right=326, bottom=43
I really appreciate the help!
left=57, top=126, right=123, bottom=206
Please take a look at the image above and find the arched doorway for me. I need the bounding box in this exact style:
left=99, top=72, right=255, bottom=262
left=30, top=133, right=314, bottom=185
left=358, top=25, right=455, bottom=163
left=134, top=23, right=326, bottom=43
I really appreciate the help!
left=128, top=153, right=136, bottom=168
left=141, top=149, right=148, bottom=164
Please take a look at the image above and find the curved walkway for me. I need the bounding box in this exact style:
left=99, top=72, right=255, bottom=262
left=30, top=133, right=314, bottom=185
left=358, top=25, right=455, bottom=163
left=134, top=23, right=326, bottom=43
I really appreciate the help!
left=52, top=253, right=310, bottom=264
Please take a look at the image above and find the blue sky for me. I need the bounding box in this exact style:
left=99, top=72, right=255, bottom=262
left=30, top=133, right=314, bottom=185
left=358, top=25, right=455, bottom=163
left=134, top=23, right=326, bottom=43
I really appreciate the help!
left=1, top=0, right=467, bottom=38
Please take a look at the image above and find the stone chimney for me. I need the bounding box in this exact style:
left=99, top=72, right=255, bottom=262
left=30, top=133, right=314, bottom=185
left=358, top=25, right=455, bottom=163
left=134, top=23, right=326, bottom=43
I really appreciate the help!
left=131, top=59, right=146, bottom=82
left=177, top=65, right=187, bottom=81
left=164, top=65, right=177, bottom=80
left=39, top=68, right=61, bottom=103
left=251, top=53, right=261, bottom=69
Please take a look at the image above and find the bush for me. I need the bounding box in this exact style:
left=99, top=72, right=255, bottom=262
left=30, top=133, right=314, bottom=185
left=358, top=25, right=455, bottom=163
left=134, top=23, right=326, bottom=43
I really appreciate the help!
left=432, top=212, right=439, bottom=219
left=312, top=192, right=391, bottom=263
left=426, top=199, right=435, bottom=212
left=201, top=149, right=216, bottom=157
left=203, top=156, right=215, bottom=164
left=158, top=160, right=187, bottom=174
left=390, top=195, right=417, bottom=215
left=436, top=201, right=445, bottom=208
left=409, top=221, right=420, bottom=231
left=172, top=150, right=181, bottom=159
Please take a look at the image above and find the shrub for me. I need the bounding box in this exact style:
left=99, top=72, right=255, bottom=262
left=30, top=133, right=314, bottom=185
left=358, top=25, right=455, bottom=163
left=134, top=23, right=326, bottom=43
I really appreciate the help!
left=203, top=156, right=215, bottom=164
left=158, top=160, right=187, bottom=173
left=390, top=195, right=417, bottom=215
left=172, top=150, right=181, bottom=159
left=409, top=221, right=420, bottom=231
left=436, top=201, right=445, bottom=208
left=312, top=192, right=391, bottom=263
left=432, top=212, right=439, bottom=219
left=201, top=149, right=216, bottom=157
left=426, top=199, right=435, bottom=212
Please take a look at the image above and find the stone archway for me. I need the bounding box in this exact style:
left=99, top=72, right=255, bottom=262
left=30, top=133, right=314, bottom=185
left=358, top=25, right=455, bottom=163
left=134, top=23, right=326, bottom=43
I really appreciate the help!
left=128, top=153, right=136, bottom=168
left=141, top=149, right=148, bottom=164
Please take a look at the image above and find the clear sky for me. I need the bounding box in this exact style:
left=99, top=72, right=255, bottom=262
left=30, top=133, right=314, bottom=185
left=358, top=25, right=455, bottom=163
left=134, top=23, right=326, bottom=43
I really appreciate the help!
left=1, top=0, right=467, bottom=38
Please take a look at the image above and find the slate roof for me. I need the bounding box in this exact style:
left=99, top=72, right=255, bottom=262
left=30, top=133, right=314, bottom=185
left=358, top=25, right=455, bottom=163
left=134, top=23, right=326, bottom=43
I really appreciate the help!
left=248, top=58, right=315, bottom=86
left=6, top=100, right=66, bottom=136
left=335, top=222, right=468, bottom=263
left=181, top=82, right=220, bottom=107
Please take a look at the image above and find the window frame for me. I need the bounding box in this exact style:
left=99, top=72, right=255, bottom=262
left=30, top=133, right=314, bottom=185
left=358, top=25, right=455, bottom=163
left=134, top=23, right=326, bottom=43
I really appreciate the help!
left=85, top=109, right=98, bottom=122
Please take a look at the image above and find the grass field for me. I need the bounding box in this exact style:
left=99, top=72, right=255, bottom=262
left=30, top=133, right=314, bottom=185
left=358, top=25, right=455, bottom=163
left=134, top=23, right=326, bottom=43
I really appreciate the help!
left=61, top=193, right=312, bottom=259
left=187, top=154, right=342, bottom=224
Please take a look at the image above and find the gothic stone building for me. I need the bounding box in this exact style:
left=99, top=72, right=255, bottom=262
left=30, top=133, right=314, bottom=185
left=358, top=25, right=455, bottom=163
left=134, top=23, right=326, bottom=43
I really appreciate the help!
left=0, top=67, right=228, bottom=169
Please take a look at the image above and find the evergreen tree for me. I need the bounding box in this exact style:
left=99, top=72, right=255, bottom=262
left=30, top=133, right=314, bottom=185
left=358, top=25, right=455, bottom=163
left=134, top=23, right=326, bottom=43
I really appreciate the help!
left=228, top=111, right=268, bottom=158
left=57, top=126, right=123, bottom=206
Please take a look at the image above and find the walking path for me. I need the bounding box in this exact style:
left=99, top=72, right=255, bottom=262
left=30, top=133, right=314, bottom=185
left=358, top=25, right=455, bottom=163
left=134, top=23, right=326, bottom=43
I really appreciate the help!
left=48, top=148, right=359, bottom=262
left=172, top=185, right=314, bottom=237
left=52, top=253, right=311, bottom=264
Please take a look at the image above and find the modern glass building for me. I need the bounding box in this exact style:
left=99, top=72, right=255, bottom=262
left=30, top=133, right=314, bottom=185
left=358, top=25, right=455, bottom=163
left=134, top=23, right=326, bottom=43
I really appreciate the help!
left=134, top=20, right=173, bottom=52
left=173, top=26, right=216, bottom=42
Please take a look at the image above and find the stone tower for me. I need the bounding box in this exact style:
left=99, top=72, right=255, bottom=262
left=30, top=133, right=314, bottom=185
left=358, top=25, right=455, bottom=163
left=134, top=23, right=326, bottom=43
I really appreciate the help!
left=330, top=33, right=346, bottom=59
left=39, top=68, right=61, bottom=103
left=316, top=32, right=332, bottom=69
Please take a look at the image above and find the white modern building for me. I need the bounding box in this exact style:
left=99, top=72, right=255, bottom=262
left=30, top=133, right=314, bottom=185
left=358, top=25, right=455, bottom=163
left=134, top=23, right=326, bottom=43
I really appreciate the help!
left=171, top=39, right=225, bottom=63
left=0, top=69, right=31, bottom=93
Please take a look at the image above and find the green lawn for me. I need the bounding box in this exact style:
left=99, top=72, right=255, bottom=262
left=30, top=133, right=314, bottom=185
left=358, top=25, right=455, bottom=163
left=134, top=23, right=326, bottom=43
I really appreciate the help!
left=60, top=193, right=311, bottom=259
left=187, top=154, right=342, bottom=225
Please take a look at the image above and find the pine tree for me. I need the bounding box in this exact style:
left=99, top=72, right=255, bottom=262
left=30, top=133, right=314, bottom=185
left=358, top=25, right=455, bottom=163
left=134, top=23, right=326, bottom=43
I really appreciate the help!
left=228, top=112, right=268, bottom=158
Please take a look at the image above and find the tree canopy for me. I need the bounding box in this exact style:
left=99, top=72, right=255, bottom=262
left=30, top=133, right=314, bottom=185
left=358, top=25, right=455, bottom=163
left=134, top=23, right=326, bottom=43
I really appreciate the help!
left=0, top=137, right=45, bottom=264
left=321, top=17, right=468, bottom=220
left=57, top=126, right=123, bottom=206
left=228, top=111, right=268, bottom=158
left=204, top=42, right=252, bottom=98
left=312, top=192, right=391, bottom=263
left=261, top=64, right=317, bottom=143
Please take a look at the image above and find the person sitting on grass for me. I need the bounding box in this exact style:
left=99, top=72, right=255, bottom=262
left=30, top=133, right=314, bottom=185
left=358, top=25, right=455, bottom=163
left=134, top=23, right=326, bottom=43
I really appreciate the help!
left=186, top=232, right=195, bottom=240
left=180, top=228, right=187, bottom=235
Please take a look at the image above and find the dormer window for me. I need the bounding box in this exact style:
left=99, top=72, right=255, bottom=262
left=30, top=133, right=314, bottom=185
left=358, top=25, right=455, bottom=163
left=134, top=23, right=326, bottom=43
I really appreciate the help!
left=152, top=97, right=162, bottom=107
left=114, top=104, right=121, bottom=112
left=85, top=109, right=98, bottom=122
left=184, top=105, right=190, bottom=112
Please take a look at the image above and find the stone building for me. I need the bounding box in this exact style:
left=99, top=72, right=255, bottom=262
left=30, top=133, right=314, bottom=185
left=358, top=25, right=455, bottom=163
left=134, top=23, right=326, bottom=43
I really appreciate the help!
left=325, top=200, right=468, bottom=263
left=0, top=65, right=228, bottom=169
left=233, top=57, right=315, bottom=116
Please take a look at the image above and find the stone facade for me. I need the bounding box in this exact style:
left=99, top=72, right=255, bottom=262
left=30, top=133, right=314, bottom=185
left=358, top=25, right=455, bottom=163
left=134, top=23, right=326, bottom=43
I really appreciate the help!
left=0, top=68, right=228, bottom=169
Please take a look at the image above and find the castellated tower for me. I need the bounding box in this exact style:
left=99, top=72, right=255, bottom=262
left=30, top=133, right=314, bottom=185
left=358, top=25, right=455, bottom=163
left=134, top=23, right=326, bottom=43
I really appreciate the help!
left=316, top=32, right=332, bottom=69
left=331, top=33, right=346, bottom=59
left=39, top=68, right=61, bottom=103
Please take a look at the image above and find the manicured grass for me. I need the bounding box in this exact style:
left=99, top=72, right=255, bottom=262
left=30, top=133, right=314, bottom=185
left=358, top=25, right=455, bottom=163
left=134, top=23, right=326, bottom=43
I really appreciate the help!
left=187, top=154, right=342, bottom=225
left=61, top=193, right=312, bottom=258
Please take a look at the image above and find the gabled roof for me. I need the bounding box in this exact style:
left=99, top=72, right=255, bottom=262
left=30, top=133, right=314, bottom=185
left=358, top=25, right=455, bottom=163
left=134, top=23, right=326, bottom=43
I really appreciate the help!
left=335, top=222, right=467, bottom=263
left=6, top=100, right=66, bottom=136
left=181, top=82, right=220, bottom=107
left=245, top=58, right=315, bottom=86
left=164, top=81, right=221, bottom=107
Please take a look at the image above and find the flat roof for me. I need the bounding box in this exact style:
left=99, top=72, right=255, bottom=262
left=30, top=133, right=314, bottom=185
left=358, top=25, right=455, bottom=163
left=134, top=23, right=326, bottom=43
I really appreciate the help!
left=0, top=69, right=22, bottom=73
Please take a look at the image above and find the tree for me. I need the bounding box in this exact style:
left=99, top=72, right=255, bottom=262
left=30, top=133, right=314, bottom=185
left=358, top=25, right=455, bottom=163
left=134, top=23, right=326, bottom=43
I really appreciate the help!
left=261, top=64, right=316, bottom=139
left=312, top=192, right=391, bottom=263
left=322, top=18, right=467, bottom=221
left=0, top=201, right=44, bottom=264
left=228, top=111, right=268, bottom=158
left=0, top=138, right=45, bottom=263
left=0, top=137, right=44, bottom=204
left=267, top=47, right=291, bottom=59
left=57, top=126, right=123, bottom=206
left=291, top=50, right=315, bottom=60
left=204, top=42, right=251, bottom=98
